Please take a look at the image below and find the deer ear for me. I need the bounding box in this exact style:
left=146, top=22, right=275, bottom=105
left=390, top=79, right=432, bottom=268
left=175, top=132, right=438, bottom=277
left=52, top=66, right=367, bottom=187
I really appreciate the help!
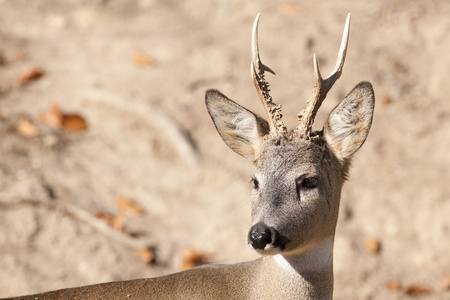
left=206, top=89, right=269, bottom=161
left=323, top=81, right=375, bottom=161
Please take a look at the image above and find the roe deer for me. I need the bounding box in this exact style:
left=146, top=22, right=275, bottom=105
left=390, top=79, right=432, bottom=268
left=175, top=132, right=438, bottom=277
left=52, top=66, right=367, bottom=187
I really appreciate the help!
left=4, top=13, right=374, bottom=300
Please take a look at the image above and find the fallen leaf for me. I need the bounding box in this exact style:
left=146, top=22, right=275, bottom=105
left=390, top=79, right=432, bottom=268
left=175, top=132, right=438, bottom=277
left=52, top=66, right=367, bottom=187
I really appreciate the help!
left=405, top=284, right=431, bottom=296
left=365, top=238, right=381, bottom=254
left=112, top=214, right=126, bottom=232
left=118, top=197, right=144, bottom=216
left=39, top=104, right=88, bottom=132
left=61, top=114, right=88, bottom=132
left=96, top=212, right=126, bottom=232
left=17, top=67, right=45, bottom=86
left=386, top=280, right=402, bottom=291
left=39, top=104, right=63, bottom=128
left=380, top=93, right=391, bottom=107
left=96, top=212, right=114, bottom=225
left=181, top=248, right=211, bottom=270
left=133, top=49, right=154, bottom=67
left=278, top=4, right=302, bottom=15
left=440, top=274, right=450, bottom=291
left=391, top=59, right=407, bottom=72
left=17, top=118, right=39, bottom=137
left=136, top=248, right=156, bottom=264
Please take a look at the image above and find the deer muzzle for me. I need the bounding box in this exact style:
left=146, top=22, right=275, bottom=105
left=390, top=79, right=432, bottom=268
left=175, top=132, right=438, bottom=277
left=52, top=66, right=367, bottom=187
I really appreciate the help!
left=248, top=222, right=289, bottom=253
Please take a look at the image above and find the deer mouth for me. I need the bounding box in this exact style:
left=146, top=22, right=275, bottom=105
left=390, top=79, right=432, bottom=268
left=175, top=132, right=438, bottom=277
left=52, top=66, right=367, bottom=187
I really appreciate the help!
left=248, top=223, right=289, bottom=254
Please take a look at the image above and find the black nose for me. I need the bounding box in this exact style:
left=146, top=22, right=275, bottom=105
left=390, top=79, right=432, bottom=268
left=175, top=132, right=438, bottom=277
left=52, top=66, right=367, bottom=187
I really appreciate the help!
left=248, top=223, right=275, bottom=250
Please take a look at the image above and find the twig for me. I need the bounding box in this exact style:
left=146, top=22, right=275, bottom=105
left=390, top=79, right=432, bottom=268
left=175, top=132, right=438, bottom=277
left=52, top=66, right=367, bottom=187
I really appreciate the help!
left=0, top=199, right=149, bottom=249
left=84, top=90, right=201, bottom=167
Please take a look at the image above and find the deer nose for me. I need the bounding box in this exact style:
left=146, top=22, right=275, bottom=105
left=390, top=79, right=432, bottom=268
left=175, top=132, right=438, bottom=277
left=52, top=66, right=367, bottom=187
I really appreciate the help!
left=248, top=223, right=274, bottom=250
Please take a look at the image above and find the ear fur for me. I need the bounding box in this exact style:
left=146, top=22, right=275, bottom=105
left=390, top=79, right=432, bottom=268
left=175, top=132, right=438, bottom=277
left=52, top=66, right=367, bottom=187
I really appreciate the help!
left=205, top=89, right=269, bottom=161
left=323, top=81, right=375, bottom=161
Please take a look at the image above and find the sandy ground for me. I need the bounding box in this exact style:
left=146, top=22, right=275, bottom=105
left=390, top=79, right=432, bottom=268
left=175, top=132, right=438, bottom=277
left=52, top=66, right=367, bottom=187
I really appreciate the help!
left=0, top=0, right=449, bottom=299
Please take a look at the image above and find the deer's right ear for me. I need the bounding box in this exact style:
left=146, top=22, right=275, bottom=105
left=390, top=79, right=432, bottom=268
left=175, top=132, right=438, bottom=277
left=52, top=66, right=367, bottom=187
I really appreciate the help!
left=206, top=89, right=269, bottom=161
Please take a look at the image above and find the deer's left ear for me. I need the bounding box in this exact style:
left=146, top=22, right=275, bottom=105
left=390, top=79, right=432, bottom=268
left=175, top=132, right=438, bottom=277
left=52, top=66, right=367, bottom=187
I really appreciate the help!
left=323, top=81, right=375, bottom=161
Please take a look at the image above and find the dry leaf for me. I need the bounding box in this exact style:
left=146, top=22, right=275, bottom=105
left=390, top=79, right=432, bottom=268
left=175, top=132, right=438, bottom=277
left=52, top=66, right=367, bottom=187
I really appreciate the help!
left=386, top=280, right=402, bottom=291
left=278, top=4, right=302, bottom=15
left=380, top=93, right=391, bottom=107
left=118, top=197, right=144, bottom=216
left=365, top=238, right=381, bottom=254
left=17, top=118, right=39, bottom=137
left=17, top=67, right=45, bottom=85
left=181, top=248, right=211, bottom=270
left=440, top=274, right=450, bottom=291
left=61, top=114, right=88, bottom=132
left=96, top=212, right=126, bottom=232
left=133, top=49, right=154, bottom=67
left=405, top=284, right=431, bottom=296
left=112, top=214, right=125, bottom=232
left=39, top=104, right=88, bottom=132
left=39, top=104, right=63, bottom=128
left=96, top=212, right=114, bottom=226
left=136, top=248, right=155, bottom=264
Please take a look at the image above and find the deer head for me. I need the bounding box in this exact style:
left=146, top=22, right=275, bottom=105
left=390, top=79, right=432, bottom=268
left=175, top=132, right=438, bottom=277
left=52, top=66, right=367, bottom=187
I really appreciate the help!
left=206, top=14, right=374, bottom=256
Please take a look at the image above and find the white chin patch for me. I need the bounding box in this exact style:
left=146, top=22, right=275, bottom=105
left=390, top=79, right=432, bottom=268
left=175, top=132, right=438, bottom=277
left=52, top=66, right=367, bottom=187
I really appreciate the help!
left=252, top=246, right=282, bottom=256
left=274, top=254, right=296, bottom=273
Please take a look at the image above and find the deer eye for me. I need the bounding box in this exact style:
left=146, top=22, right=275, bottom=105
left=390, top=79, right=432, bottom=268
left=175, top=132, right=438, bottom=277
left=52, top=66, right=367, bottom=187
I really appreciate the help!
left=250, top=177, right=259, bottom=189
left=296, top=177, right=319, bottom=193
left=302, top=177, right=319, bottom=189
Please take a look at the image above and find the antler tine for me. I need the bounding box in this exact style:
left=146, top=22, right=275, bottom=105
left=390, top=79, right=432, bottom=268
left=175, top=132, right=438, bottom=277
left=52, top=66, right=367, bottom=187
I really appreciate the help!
left=251, top=13, right=286, bottom=137
left=296, top=13, right=351, bottom=138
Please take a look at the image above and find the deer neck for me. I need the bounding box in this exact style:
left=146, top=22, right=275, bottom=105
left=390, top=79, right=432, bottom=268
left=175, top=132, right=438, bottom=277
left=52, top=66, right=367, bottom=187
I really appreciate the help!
left=255, top=236, right=334, bottom=300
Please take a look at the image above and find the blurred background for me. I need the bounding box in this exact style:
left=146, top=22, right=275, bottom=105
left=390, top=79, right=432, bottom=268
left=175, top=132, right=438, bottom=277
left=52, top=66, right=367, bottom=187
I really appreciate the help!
left=0, top=0, right=449, bottom=299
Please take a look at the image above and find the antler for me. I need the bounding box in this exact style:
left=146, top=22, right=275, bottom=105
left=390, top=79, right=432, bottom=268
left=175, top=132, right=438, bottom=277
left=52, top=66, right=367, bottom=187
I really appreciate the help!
left=296, top=13, right=351, bottom=138
left=251, top=13, right=287, bottom=137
